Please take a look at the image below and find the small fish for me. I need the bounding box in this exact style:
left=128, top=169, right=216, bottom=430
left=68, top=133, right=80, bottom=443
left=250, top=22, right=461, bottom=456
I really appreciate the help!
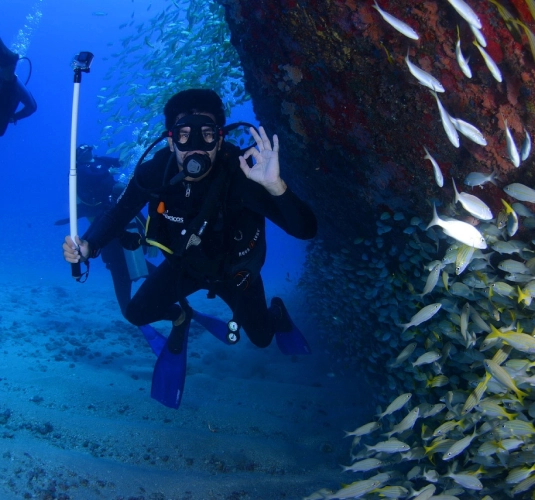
left=505, top=465, right=535, bottom=484
left=390, top=342, right=417, bottom=367
left=384, top=407, right=420, bottom=438
left=448, top=0, right=482, bottom=29
left=464, top=171, right=498, bottom=187
left=476, top=399, right=518, bottom=420
left=372, top=1, right=419, bottom=40
left=432, top=420, right=461, bottom=437
left=442, top=269, right=449, bottom=291
left=469, top=23, right=487, bottom=47
left=446, top=469, right=483, bottom=490
left=501, top=199, right=519, bottom=237
left=412, top=485, right=436, bottom=500
left=412, top=350, right=441, bottom=367
left=498, top=259, right=530, bottom=275
left=344, top=421, right=382, bottom=438
left=443, top=428, right=478, bottom=460
left=431, top=91, right=459, bottom=148
left=371, top=486, right=409, bottom=498
left=327, top=479, right=382, bottom=500
left=502, top=115, right=520, bottom=167
left=341, top=458, right=383, bottom=473
left=455, top=26, right=472, bottom=78
left=456, top=244, right=475, bottom=275
left=504, top=183, right=535, bottom=203
left=406, top=52, right=445, bottom=92
left=449, top=117, right=487, bottom=146
left=400, top=303, right=442, bottom=332
left=378, top=393, right=412, bottom=419
left=474, top=40, right=502, bottom=82
left=92, top=11, right=108, bottom=16
left=419, top=262, right=443, bottom=296
left=484, top=359, right=528, bottom=402
left=427, top=205, right=487, bottom=249
left=462, top=373, right=491, bottom=414
left=423, top=146, right=444, bottom=187
left=521, top=128, right=531, bottom=161
left=366, top=439, right=411, bottom=453
left=452, top=179, right=493, bottom=220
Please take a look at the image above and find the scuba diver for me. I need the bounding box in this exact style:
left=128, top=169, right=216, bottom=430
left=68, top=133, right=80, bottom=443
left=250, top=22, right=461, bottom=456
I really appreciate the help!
left=63, top=89, right=317, bottom=409
left=0, top=37, right=37, bottom=136
left=56, top=144, right=156, bottom=317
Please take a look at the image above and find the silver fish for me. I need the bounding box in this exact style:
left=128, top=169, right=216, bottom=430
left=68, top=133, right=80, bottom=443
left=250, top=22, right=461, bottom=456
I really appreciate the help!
left=390, top=342, right=417, bottom=367
left=503, top=116, right=520, bottom=167
left=449, top=117, right=487, bottom=146
left=446, top=470, right=483, bottom=490
left=448, top=0, right=482, bottom=29
left=344, top=421, right=382, bottom=438
left=400, top=303, right=442, bottom=332
left=424, top=146, right=444, bottom=187
left=427, top=205, right=487, bottom=249
left=455, top=26, right=472, bottom=78
left=406, top=52, right=444, bottom=92
left=521, top=128, right=531, bottom=161
left=469, top=23, right=487, bottom=47
left=452, top=179, right=493, bottom=220
left=431, top=91, right=459, bottom=148
left=384, top=407, right=420, bottom=438
left=443, top=428, right=478, bottom=460
left=372, top=1, right=419, bottom=40
left=474, top=40, right=502, bottom=82
left=378, top=393, right=412, bottom=418
left=504, top=183, right=535, bottom=203
left=412, top=350, right=441, bottom=367
left=420, top=262, right=443, bottom=296
left=341, top=458, right=383, bottom=473
left=366, top=439, right=411, bottom=453
left=464, top=171, right=498, bottom=187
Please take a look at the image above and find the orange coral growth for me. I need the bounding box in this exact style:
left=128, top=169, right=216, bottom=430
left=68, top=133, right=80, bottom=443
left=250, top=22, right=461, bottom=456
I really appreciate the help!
left=506, top=76, right=521, bottom=106
left=485, top=38, right=504, bottom=64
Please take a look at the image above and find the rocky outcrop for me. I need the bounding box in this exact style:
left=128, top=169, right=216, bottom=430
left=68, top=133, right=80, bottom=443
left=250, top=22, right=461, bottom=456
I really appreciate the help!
left=218, top=0, right=535, bottom=240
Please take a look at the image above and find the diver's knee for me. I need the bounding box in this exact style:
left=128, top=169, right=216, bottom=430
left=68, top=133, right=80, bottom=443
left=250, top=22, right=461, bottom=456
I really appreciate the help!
left=124, top=302, right=143, bottom=326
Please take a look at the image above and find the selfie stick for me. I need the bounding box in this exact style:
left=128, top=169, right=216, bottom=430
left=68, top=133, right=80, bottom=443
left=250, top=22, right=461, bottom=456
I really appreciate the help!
left=69, top=51, right=94, bottom=279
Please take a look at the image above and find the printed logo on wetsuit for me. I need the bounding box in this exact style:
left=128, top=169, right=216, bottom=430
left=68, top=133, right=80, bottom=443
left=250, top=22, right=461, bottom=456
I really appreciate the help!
left=162, top=210, right=184, bottom=223
left=238, top=229, right=260, bottom=257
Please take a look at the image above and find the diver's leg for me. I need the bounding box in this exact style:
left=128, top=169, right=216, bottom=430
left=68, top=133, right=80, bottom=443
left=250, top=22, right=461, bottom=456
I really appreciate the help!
left=217, top=275, right=275, bottom=348
left=124, top=260, right=183, bottom=326
left=100, top=239, right=131, bottom=318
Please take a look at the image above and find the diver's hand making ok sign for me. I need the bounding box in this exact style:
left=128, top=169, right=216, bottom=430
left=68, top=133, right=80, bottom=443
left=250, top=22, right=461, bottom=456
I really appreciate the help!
left=239, top=126, right=287, bottom=196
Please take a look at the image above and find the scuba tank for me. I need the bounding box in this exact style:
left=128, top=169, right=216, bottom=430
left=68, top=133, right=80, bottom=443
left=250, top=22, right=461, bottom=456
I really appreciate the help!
left=123, top=231, right=149, bottom=281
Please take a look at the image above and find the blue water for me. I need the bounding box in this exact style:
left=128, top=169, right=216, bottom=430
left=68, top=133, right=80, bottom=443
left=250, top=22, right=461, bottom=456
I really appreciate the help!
left=0, top=0, right=305, bottom=286
left=0, top=3, right=364, bottom=498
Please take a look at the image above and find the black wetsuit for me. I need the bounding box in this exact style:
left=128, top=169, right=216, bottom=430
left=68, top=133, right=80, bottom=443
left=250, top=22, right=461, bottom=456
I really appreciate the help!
left=0, top=77, right=37, bottom=136
left=83, top=142, right=317, bottom=347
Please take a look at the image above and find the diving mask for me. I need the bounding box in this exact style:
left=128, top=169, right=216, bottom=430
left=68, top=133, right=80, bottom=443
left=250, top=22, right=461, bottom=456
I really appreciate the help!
left=171, top=114, right=221, bottom=152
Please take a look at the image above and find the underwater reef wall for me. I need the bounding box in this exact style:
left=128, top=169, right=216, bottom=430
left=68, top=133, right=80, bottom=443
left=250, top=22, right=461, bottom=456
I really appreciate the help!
left=217, top=0, right=535, bottom=240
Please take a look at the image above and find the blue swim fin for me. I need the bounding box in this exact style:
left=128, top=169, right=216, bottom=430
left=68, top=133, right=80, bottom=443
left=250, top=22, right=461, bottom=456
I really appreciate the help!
left=150, top=322, right=189, bottom=409
left=139, top=324, right=166, bottom=357
left=192, top=310, right=234, bottom=345
left=272, top=298, right=311, bottom=355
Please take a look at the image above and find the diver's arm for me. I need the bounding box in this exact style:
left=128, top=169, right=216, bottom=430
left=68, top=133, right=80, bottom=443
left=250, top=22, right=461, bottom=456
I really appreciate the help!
left=240, top=178, right=317, bottom=240
left=12, top=78, right=37, bottom=121
left=82, top=175, right=148, bottom=256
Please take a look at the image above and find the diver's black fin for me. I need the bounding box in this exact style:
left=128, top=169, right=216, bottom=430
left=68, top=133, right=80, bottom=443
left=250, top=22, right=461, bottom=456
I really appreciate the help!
left=271, top=298, right=311, bottom=355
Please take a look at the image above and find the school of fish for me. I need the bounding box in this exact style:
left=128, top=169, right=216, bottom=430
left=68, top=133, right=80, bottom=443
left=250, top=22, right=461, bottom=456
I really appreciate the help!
left=303, top=1, right=535, bottom=498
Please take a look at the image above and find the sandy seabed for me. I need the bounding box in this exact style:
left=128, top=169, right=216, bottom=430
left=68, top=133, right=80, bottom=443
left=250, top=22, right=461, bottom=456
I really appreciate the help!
left=0, top=276, right=370, bottom=500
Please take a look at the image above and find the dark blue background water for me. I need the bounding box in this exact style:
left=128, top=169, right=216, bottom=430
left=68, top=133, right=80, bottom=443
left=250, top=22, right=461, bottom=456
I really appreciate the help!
left=0, top=0, right=306, bottom=293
